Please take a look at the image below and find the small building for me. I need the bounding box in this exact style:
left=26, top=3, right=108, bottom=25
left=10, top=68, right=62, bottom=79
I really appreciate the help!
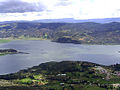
left=57, top=74, right=66, bottom=76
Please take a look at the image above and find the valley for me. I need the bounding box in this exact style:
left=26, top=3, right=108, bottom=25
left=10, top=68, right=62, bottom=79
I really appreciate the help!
left=0, top=21, right=120, bottom=90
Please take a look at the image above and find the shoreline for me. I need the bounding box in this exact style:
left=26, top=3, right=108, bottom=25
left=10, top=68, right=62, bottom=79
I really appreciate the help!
left=0, top=60, right=113, bottom=75
left=0, top=60, right=120, bottom=89
left=1, top=38, right=120, bottom=45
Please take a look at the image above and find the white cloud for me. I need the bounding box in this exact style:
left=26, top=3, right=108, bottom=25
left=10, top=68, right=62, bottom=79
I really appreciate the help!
left=0, top=0, right=120, bottom=21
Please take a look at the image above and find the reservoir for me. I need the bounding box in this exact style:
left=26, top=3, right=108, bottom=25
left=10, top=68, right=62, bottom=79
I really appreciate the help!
left=0, top=40, right=120, bottom=74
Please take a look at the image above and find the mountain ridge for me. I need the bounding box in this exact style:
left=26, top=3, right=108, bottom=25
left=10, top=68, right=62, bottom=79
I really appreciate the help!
left=1, top=17, right=120, bottom=24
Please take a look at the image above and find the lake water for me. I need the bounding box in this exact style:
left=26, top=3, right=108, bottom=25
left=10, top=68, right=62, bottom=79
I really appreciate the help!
left=0, top=40, right=120, bottom=74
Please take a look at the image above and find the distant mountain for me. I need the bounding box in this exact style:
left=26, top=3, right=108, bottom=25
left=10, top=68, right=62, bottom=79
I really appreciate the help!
left=33, top=18, right=120, bottom=23
left=1, top=18, right=120, bottom=24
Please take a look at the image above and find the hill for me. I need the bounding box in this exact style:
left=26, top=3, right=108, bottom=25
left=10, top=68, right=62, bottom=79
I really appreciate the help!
left=0, top=61, right=120, bottom=89
left=0, top=22, right=120, bottom=44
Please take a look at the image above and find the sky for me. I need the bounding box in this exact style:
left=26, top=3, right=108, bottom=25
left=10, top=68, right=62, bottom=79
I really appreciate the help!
left=0, top=0, right=120, bottom=21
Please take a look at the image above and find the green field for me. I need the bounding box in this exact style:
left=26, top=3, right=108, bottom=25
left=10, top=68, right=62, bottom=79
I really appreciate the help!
left=0, top=39, right=11, bottom=43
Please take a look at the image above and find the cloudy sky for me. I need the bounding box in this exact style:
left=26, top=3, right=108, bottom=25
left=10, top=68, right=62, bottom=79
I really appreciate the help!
left=0, top=0, right=120, bottom=21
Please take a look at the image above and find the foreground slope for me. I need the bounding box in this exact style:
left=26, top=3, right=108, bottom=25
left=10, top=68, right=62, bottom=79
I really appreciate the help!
left=0, top=61, right=120, bottom=89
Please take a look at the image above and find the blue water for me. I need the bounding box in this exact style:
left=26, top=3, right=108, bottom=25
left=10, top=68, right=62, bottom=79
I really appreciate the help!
left=0, top=40, right=120, bottom=74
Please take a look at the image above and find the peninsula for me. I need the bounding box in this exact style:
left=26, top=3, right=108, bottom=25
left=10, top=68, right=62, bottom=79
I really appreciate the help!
left=0, top=49, right=29, bottom=55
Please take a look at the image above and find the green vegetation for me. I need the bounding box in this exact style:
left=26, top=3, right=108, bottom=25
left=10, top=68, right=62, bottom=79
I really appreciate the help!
left=0, top=49, right=18, bottom=56
left=1, top=22, right=120, bottom=44
left=18, top=35, right=48, bottom=40
left=0, top=39, right=10, bottom=43
left=0, top=49, right=28, bottom=56
left=18, top=78, right=33, bottom=84
left=0, top=61, right=120, bottom=89
left=83, top=86, right=106, bottom=90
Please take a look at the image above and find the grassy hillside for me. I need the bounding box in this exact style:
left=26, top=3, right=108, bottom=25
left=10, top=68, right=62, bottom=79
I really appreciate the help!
left=0, top=61, right=120, bottom=89
left=1, top=22, right=120, bottom=44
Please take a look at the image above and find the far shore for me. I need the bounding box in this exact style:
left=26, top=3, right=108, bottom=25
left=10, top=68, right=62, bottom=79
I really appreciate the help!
left=1, top=38, right=120, bottom=45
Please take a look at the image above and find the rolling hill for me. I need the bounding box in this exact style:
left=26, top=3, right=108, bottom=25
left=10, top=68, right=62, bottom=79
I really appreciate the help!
left=0, top=61, right=120, bottom=89
left=0, top=22, right=120, bottom=44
